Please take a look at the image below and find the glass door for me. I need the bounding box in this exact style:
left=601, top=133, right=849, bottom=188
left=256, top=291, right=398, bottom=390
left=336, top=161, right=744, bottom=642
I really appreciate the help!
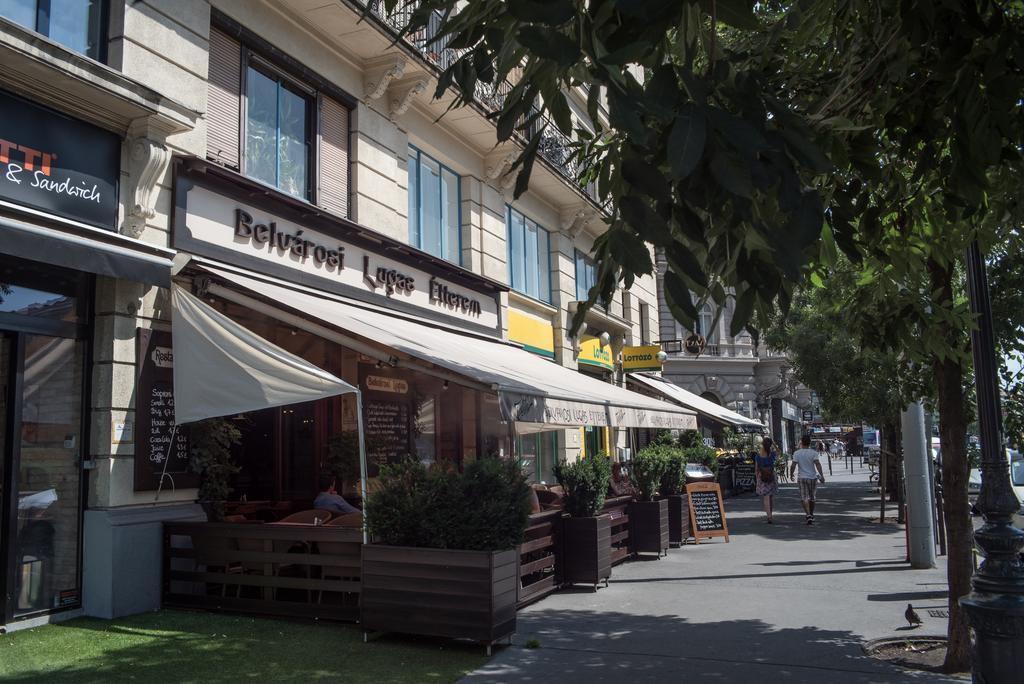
left=0, top=333, right=10, bottom=621
left=14, top=335, right=84, bottom=616
left=0, top=254, right=89, bottom=622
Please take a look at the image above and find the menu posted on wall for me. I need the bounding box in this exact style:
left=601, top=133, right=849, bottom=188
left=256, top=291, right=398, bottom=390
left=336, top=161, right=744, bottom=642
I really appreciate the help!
left=134, top=329, right=198, bottom=491
left=685, top=482, right=729, bottom=543
left=363, top=400, right=411, bottom=472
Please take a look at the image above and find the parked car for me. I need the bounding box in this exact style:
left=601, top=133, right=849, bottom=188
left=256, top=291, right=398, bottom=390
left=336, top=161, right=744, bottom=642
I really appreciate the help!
left=969, top=450, right=1024, bottom=527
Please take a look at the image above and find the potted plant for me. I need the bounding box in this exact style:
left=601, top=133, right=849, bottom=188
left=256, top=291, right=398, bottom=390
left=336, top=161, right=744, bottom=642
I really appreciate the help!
left=362, top=457, right=531, bottom=651
left=188, top=418, right=241, bottom=522
left=629, top=446, right=670, bottom=556
left=660, top=449, right=690, bottom=546
left=553, top=454, right=612, bottom=590
left=325, top=430, right=361, bottom=497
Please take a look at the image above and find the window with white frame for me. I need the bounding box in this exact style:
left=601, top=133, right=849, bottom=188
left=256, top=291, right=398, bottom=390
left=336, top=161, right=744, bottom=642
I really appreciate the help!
left=699, top=304, right=719, bottom=344
left=408, top=146, right=461, bottom=264
left=506, top=206, right=551, bottom=303
left=575, top=250, right=597, bottom=302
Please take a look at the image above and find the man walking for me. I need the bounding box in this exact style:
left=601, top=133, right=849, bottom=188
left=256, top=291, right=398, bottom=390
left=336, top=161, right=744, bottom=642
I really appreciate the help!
left=790, top=435, right=826, bottom=524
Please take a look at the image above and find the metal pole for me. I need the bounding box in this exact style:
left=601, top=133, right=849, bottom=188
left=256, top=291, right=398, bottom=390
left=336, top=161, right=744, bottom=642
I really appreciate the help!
left=355, top=391, right=369, bottom=546
left=959, top=240, right=1024, bottom=682
left=902, top=401, right=936, bottom=568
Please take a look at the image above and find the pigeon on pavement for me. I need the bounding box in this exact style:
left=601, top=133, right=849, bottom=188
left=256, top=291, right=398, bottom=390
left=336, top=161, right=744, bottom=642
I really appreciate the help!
left=905, top=603, right=923, bottom=628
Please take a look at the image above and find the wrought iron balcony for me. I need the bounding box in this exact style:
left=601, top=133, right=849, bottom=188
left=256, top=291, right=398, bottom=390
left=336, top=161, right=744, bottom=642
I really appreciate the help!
left=365, top=1, right=588, bottom=195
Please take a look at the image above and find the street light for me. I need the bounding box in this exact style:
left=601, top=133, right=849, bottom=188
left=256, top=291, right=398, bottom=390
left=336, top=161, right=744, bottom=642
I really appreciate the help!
left=959, top=240, right=1024, bottom=681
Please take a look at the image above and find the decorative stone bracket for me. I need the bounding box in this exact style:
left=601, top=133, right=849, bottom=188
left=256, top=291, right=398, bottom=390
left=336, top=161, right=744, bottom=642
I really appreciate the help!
left=560, top=204, right=596, bottom=239
left=387, top=75, right=429, bottom=119
left=121, top=117, right=173, bottom=239
left=483, top=145, right=520, bottom=197
left=364, top=55, right=406, bottom=101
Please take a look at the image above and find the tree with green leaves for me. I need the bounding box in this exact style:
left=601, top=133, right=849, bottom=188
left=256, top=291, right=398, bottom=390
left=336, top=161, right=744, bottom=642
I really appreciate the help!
left=383, top=0, right=1024, bottom=671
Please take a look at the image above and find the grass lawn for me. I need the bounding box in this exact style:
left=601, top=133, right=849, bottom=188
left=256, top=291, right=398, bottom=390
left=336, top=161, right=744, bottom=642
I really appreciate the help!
left=0, top=610, right=488, bottom=683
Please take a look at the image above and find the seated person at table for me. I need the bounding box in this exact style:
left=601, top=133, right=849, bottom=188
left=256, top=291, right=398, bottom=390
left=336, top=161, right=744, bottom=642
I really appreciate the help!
left=608, top=462, right=638, bottom=498
left=314, top=475, right=360, bottom=515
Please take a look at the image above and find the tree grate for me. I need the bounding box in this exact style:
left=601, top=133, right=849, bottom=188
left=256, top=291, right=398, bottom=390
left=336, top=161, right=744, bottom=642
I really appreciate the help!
left=927, top=609, right=949, bottom=618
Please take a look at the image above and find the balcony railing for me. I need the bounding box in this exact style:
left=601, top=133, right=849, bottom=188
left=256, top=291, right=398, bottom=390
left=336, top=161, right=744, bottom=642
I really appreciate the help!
left=664, top=342, right=756, bottom=359
left=365, top=1, right=587, bottom=194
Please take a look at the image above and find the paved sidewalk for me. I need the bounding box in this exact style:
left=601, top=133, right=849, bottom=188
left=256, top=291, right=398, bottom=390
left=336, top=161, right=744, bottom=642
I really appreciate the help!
left=463, top=462, right=966, bottom=683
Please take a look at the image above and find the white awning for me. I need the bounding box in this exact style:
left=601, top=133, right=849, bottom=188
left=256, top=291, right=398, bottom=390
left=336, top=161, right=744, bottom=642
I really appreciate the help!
left=170, top=284, right=357, bottom=425
left=194, top=263, right=696, bottom=430
left=628, top=372, right=765, bottom=431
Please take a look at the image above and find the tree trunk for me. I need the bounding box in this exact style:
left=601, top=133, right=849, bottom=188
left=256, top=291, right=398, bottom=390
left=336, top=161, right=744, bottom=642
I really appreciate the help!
left=929, top=259, right=972, bottom=673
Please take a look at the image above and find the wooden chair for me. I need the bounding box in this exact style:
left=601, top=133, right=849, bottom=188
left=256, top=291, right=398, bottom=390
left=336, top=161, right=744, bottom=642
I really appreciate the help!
left=325, top=512, right=363, bottom=528
left=316, top=532, right=361, bottom=604
left=536, top=489, right=564, bottom=510
left=278, top=509, right=334, bottom=525
left=190, top=533, right=241, bottom=597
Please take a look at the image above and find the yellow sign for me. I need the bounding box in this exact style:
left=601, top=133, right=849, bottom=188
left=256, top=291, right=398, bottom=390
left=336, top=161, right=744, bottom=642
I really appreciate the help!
left=622, top=345, right=663, bottom=371
left=578, top=335, right=614, bottom=371
left=509, top=310, right=555, bottom=358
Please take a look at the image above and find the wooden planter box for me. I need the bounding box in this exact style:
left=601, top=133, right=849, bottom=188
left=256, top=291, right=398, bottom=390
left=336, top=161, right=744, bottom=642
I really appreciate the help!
left=630, top=499, right=669, bottom=556
left=361, top=545, right=517, bottom=649
left=560, top=515, right=611, bottom=590
left=666, top=494, right=690, bottom=546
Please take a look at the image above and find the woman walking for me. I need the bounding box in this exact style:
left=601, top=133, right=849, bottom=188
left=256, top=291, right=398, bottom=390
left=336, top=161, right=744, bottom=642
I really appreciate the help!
left=755, top=437, right=779, bottom=523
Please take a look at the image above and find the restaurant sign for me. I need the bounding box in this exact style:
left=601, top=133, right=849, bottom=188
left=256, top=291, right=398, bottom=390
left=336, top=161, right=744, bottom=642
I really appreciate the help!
left=501, top=393, right=611, bottom=427
left=0, top=90, right=119, bottom=229
left=501, top=392, right=696, bottom=430
left=177, top=183, right=500, bottom=329
left=621, top=345, right=663, bottom=371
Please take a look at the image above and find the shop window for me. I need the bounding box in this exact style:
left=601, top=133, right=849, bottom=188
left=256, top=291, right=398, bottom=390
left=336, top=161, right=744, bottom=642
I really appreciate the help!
left=206, top=20, right=350, bottom=215
left=575, top=250, right=597, bottom=302
left=583, top=425, right=604, bottom=458
left=408, top=146, right=461, bottom=264
left=506, top=206, right=551, bottom=303
left=3, top=0, right=106, bottom=61
left=245, top=65, right=311, bottom=199
left=517, top=432, right=558, bottom=485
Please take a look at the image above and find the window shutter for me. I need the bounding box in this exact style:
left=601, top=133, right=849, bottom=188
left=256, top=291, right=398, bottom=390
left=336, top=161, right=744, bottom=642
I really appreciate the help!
left=319, top=96, right=350, bottom=217
left=206, top=27, right=241, bottom=169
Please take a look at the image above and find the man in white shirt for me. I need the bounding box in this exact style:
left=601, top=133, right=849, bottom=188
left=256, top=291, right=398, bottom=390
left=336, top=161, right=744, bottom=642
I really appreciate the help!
left=790, top=434, right=825, bottom=524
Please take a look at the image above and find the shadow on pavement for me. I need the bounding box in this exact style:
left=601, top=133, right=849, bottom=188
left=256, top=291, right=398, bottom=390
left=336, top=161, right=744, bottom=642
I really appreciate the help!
left=719, top=480, right=905, bottom=543
left=465, top=609, right=952, bottom=683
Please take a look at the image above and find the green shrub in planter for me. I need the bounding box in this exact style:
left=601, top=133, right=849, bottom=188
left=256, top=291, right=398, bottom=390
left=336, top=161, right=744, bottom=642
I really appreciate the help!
left=660, top=450, right=688, bottom=496
left=365, top=457, right=531, bottom=551
left=554, top=453, right=611, bottom=518
left=677, top=429, right=702, bottom=449
left=631, top=446, right=671, bottom=502
left=188, top=418, right=241, bottom=522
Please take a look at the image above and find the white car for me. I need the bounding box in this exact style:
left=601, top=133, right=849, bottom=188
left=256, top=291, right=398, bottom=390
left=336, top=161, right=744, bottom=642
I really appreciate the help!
left=968, top=450, right=1024, bottom=526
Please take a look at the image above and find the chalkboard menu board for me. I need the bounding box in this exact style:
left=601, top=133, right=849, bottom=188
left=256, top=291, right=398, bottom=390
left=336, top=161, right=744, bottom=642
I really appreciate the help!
left=735, top=463, right=756, bottom=491
left=364, top=399, right=411, bottom=468
left=134, top=329, right=198, bottom=491
left=685, top=482, right=729, bottom=543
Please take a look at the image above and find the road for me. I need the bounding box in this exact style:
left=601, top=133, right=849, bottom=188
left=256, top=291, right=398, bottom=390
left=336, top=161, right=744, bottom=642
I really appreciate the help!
left=462, top=462, right=966, bottom=683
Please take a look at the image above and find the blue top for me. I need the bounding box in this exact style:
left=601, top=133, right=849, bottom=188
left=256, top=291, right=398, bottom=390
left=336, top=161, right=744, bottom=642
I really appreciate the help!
left=755, top=453, right=776, bottom=469
left=313, top=491, right=360, bottom=515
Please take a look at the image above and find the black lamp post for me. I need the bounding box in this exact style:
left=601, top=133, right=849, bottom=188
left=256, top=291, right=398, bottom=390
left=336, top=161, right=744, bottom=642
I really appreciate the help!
left=959, top=240, right=1024, bottom=682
